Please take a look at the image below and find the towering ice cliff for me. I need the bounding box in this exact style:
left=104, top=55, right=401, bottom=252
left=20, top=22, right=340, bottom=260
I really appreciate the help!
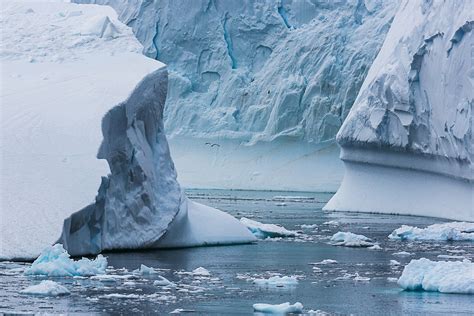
left=74, top=0, right=398, bottom=191
left=325, top=0, right=474, bottom=221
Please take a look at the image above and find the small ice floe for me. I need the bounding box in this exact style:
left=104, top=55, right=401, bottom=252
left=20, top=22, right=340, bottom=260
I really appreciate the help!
left=323, top=220, right=339, bottom=226
left=329, top=232, right=374, bottom=247
left=275, top=202, right=287, bottom=207
left=387, top=277, right=398, bottom=283
left=170, top=308, right=196, bottom=314
left=192, top=267, right=210, bottom=277
left=389, top=222, right=474, bottom=241
left=307, top=310, right=330, bottom=315
left=310, top=259, right=338, bottom=265
left=368, top=244, right=382, bottom=250
left=90, top=274, right=136, bottom=282
left=99, top=293, right=141, bottom=299
left=301, top=224, right=318, bottom=229
left=390, top=260, right=401, bottom=266
left=20, top=280, right=70, bottom=296
left=133, top=264, right=158, bottom=275
left=437, top=255, right=466, bottom=260
left=153, top=276, right=175, bottom=287
left=398, top=258, right=474, bottom=294
left=240, top=217, right=297, bottom=239
left=392, top=251, right=413, bottom=257
left=353, top=274, right=371, bottom=282
left=24, top=244, right=107, bottom=277
left=253, top=276, right=298, bottom=287
left=253, top=302, right=303, bottom=314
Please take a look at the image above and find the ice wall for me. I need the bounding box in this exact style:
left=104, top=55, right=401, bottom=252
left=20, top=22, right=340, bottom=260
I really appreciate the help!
left=325, top=0, right=474, bottom=221
left=74, top=0, right=397, bottom=144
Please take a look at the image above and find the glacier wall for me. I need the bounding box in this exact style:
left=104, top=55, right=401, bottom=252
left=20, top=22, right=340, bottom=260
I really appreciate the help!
left=75, top=0, right=397, bottom=144
left=325, top=0, right=474, bottom=221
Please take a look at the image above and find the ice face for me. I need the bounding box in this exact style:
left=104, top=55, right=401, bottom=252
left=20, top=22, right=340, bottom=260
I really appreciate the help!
left=325, top=0, right=474, bottom=221
left=74, top=0, right=398, bottom=144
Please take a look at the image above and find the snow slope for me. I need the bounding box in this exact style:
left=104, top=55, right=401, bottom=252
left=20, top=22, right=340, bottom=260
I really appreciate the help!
left=74, top=0, right=398, bottom=190
left=325, top=0, right=474, bottom=221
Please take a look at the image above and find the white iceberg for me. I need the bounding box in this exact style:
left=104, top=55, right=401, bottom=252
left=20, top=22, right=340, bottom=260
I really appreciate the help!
left=240, top=217, right=297, bottom=239
left=330, top=232, right=374, bottom=247
left=389, top=222, right=474, bottom=241
left=253, top=276, right=298, bottom=287
left=398, top=258, right=474, bottom=294
left=325, top=0, right=474, bottom=221
left=253, top=302, right=303, bottom=314
left=20, top=280, right=70, bottom=296
left=133, top=264, right=158, bottom=275
left=24, top=244, right=107, bottom=277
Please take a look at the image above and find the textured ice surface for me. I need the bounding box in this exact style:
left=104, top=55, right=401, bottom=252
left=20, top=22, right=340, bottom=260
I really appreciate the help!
left=240, top=217, right=297, bottom=239
left=389, top=222, right=474, bottom=241
left=326, top=0, right=474, bottom=221
left=253, top=302, right=303, bottom=314
left=330, top=232, right=374, bottom=247
left=20, top=280, right=70, bottom=296
left=24, top=244, right=107, bottom=277
left=0, top=0, right=162, bottom=260
left=398, top=258, right=474, bottom=294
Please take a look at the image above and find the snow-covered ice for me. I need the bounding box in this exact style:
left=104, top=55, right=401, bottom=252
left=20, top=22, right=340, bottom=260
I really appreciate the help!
left=24, top=244, right=107, bottom=277
left=240, top=217, right=297, bottom=239
left=389, top=222, right=474, bottom=241
left=398, top=258, right=474, bottom=294
left=253, top=302, right=303, bottom=314
left=253, top=276, right=298, bottom=287
left=325, top=0, right=474, bottom=221
left=330, top=232, right=374, bottom=247
left=20, top=280, right=70, bottom=296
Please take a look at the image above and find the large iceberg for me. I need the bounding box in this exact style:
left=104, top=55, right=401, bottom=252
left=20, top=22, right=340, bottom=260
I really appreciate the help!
left=74, top=0, right=398, bottom=191
left=325, top=0, right=474, bottom=221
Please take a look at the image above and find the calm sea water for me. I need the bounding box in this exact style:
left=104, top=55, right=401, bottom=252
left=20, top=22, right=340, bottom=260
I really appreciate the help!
left=1, top=190, right=473, bottom=315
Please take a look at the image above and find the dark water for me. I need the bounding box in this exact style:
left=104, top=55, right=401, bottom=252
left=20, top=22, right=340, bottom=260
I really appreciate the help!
left=1, top=190, right=473, bottom=315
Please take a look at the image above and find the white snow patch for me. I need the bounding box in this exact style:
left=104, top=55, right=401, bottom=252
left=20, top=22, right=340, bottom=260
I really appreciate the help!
left=20, top=280, right=70, bottom=296
left=389, top=222, right=474, bottom=241
left=330, top=232, right=374, bottom=247
left=24, top=244, right=107, bottom=277
left=398, top=258, right=474, bottom=294
left=253, top=302, right=303, bottom=314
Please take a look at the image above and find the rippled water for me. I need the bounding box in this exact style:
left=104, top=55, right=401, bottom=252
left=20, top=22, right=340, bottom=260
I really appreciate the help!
left=1, top=190, right=473, bottom=315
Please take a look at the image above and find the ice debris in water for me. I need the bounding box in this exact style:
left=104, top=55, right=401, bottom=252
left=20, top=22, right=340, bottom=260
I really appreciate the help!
left=392, top=251, right=413, bottom=257
left=20, top=280, right=70, bottom=296
left=240, top=217, right=297, bottom=239
left=192, top=267, right=211, bottom=277
left=133, top=264, right=158, bottom=275
left=310, top=259, right=338, bottom=265
left=330, top=232, right=374, bottom=247
left=253, top=302, right=303, bottom=314
left=389, top=222, right=474, bottom=241
left=253, top=275, right=298, bottom=287
left=398, top=258, right=474, bottom=294
left=24, top=244, right=107, bottom=277
left=153, top=276, right=175, bottom=287
left=368, top=244, right=382, bottom=250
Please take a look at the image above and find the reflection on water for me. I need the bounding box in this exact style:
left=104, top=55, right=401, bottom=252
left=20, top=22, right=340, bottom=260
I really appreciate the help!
left=1, top=190, right=473, bottom=315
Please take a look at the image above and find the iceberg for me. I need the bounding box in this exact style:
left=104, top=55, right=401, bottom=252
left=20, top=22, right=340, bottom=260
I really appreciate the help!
left=24, top=244, right=107, bottom=277
left=389, top=222, right=474, bottom=241
left=398, top=258, right=474, bottom=294
left=330, top=232, right=374, bottom=247
left=253, top=302, right=304, bottom=314
left=325, top=0, right=474, bottom=221
left=240, top=217, right=297, bottom=239
left=74, top=0, right=398, bottom=191
left=20, top=280, right=70, bottom=296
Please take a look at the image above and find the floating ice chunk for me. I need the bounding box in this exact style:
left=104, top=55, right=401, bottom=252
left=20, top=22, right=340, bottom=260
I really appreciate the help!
left=133, top=264, right=158, bottom=275
left=310, top=259, right=338, bottom=265
left=392, top=251, right=413, bottom=257
left=398, top=258, right=474, bottom=294
left=323, top=221, right=339, bottom=226
left=300, top=224, right=318, bottom=229
left=368, top=244, right=382, bottom=250
left=20, top=280, right=70, bottom=296
left=240, top=217, right=297, bottom=239
left=153, top=276, right=175, bottom=287
left=330, top=232, right=374, bottom=247
left=389, top=222, right=474, bottom=241
left=192, top=267, right=210, bottom=277
left=90, top=274, right=136, bottom=282
left=24, top=244, right=107, bottom=277
left=353, top=274, right=371, bottom=282
left=253, top=302, right=303, bottom=314
left=100, top=293, right=141, bottom=299
left=437, top=255, right=466, bottom=260
left=275, top=202, right=287, bottom=207
left=307, top=310, right=330, bottom=315
left=387, top=277, right=398, bottom=283
left=390, top=260, right=401, bottom=266
left=253, top=276, right=298, bottom=287
left=170, top=309, right=196, bottom=314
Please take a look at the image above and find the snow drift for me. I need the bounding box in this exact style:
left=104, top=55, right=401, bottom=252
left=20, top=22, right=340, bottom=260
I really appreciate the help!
left=325, top=0, right=474, bottom=221
left=73, top=0, right=398, bottom=191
